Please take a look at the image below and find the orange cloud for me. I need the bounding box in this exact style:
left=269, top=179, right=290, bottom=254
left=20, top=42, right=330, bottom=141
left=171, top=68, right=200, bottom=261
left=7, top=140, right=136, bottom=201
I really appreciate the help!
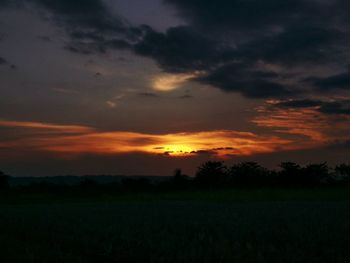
left=253, top=108, right=327, bottom=142
left=0, top=119, right=93, bottom=134
left=0, top=119, right=298, bottom=158
left=253, top=101, right=350, bottom=149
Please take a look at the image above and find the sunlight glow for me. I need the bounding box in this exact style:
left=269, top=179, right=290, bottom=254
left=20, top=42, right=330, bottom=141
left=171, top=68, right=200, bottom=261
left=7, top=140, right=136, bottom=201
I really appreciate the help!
left=0, top=120, right=299, bottom=158
left=152, top=73, right=196, bottom=91
left=5, top=116, right=349, bottom=160
left=154, top=145, right=195, bottom=156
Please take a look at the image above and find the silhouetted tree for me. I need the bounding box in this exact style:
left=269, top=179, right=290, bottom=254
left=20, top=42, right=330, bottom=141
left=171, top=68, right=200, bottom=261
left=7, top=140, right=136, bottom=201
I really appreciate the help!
left=279, top=162, right=302, bottom=186
left=0, top=171, right=9, bottom=191
left=280, top=162, right=301, bottom=173
left=335, top=164, right=350, bottom=182
left=302, top=163, right=330, bottom=186
left=229, top=162, right=270, bottom=186
left=172, top=169, right=190, bottom=188
left=195, top=161, right=228, bottom=187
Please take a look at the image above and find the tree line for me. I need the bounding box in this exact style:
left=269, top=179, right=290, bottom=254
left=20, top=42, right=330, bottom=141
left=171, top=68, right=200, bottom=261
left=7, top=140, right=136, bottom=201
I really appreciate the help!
left=189, top=161, right=350, bottom=188
left=1, top=162, right=350, bottom=194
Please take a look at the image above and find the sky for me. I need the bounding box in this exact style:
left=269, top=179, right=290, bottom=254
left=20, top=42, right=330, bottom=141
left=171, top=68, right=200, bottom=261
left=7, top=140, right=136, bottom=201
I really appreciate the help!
left=1, top=0, right=350, bottom=176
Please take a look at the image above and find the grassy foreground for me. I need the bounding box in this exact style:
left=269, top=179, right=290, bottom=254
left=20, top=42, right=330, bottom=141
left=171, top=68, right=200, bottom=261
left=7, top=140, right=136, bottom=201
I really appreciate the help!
left=1, top=189, right=350, bottom=262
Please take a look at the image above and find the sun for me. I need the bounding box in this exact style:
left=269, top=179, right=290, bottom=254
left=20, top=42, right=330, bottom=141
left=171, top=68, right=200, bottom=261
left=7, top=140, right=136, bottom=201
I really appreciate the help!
left=152, top=144, right=195, bottom=156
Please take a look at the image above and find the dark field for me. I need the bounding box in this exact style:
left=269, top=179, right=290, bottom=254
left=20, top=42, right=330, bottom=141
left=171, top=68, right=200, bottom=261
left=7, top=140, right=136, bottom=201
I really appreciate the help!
left=1, top=190, right=350, bottom=263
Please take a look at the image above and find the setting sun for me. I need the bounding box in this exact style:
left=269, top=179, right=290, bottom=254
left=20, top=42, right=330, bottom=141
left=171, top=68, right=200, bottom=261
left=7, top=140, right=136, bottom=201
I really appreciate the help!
left=152, top=144, right=195, bottom=156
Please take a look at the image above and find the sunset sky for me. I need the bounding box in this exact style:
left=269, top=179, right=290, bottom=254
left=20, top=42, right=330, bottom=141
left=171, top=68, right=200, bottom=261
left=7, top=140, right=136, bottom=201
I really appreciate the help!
left=1, top=0, right=350, bottom=176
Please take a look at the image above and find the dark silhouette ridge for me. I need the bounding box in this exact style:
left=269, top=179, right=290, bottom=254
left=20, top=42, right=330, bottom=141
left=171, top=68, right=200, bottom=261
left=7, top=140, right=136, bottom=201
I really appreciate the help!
left=2, top=162, right=350, bottom=195
left=229, top=162, right=270, bottom=187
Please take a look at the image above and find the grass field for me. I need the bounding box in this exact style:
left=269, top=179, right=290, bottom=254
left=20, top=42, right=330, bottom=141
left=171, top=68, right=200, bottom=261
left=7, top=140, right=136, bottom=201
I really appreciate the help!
left=1, top=189, right=350, bottom=262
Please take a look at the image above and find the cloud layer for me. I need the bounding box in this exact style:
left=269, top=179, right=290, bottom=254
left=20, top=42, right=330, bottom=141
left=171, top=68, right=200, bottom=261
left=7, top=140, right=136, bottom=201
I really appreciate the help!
left=0, top=119, right=312, bottom=159
left=2, top=0, right=350, bottom=176
left=136, top=0, right=350, bottom=99
left=3, top=0, right=350, bottom=100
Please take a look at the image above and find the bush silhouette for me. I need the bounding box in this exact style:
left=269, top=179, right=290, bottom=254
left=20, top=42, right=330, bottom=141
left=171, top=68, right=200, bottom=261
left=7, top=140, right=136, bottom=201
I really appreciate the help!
left=279, top=162, right=303, bottom=186
left=335, top=164, right=350, bottom=182
left=195, top=161, right=228, bottom=186
left=229, top=162, right=270, bottom=186
left=193, top=161, right=335, bottom=188
left=0, top=171, right=9, bottom=191
left=302, top=163, right=329, bottom=186
left=172, top=169, right=190, bottom=188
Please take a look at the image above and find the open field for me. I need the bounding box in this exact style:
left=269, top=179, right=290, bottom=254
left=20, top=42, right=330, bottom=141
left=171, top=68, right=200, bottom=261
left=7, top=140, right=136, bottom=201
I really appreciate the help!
left=1, top=189, right=350, bottom=263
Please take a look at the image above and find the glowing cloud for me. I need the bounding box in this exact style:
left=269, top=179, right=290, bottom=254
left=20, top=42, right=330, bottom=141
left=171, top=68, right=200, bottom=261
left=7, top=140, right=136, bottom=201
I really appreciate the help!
left=152, top=73, right=197, bottom=91
left=253, top=101, right=350, bottom=148
left=0, top=119, right=93, bottom=134
left=0, top=119, right=298, bottom=159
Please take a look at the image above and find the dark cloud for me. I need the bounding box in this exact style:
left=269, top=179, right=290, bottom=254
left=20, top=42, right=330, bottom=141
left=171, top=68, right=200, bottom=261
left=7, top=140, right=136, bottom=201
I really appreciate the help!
left=319, top=101, right=350, bottom=115
left=153, top=147, right=164, bottom=150
left=0, top=57, right=8, bottom=65
left=237, top=25, right=342, bottom=65
left=1, top=0, right=138, bottom=54
left=274, top=99, right=350, bottom=115
left=0, top=57, right=17, bottom=69
left=197, top=63, right=291, bottom=98
left=4, top=0, right=350, bottom=99
left=190, top=150, right=216, bottom=156
left=325, top=140, right=350, bottom=150
left=275, top=99, right=324, bottom=108
left=0, top=0, right=17, bottom=8
left=133, top=26, right=293, bottom=98
left=1, top=0, right=127, bottom=32
left=178, top=94, right=193, bottom=99
left=64, top=42, right=107, bottom=55
left=213, top=147, right=234, bottom=151
left=37, top=35, right=52, bottom=42
left=30, top=0, right=127, bottom=32
left=164, top=0, right=318, bottom=31
left=39, top=0, right=140, bottom=54
left=134, top=26, right=231, bottom=73
left=65, top=33, right=132, bottom=54
left=138, top=92, right=159, bottom=98
left=130, top=0, right=350, bottom=98
left=313, top=72, right=350, bottom=91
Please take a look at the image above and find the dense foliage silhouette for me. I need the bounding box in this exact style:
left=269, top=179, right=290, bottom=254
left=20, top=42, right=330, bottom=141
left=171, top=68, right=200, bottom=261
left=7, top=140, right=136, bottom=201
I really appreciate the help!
left=2, top=162, right=350, bottom=194
left=0, top=170, right=9, bottom=191
left=172, top=169, right=190, bottom=189
left=195, top=161, right=228, bottom=186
